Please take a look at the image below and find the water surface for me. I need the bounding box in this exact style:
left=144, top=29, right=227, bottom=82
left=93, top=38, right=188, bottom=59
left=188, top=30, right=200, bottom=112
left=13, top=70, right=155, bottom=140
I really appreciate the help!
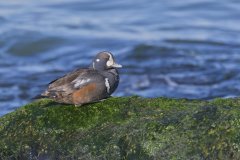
left=1, top=0, right=240, bottom=116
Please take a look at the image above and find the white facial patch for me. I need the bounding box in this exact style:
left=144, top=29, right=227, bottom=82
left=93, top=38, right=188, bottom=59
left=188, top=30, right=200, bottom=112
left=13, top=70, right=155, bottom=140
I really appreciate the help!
left=96, top=59, right=100, bottom=62
left=73, top=78, right=90, bottom=88
left=106, top=53, right=114, bottom=67
left=105, top=78, right=110, bottom=93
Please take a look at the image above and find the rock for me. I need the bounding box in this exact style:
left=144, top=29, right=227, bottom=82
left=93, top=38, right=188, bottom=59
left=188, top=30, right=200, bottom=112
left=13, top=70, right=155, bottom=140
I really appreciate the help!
left=0, top=97, right=240, bottom=159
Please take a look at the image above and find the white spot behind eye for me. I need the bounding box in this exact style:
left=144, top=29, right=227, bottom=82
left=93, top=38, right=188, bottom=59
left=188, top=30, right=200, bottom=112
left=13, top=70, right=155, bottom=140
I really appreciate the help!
left=96, top=59, right=100, bottom=62
left=105, top=78, right=110, bottom=93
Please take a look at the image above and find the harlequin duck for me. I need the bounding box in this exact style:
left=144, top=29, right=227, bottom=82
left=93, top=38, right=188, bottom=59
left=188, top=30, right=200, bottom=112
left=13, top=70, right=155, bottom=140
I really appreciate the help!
left=40, top=51, right=122, bottom=105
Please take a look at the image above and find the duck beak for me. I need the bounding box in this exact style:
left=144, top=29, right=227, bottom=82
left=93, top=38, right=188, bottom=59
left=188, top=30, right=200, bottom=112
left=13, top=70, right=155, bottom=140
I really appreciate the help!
left=111, top=62, right=122, bottom=68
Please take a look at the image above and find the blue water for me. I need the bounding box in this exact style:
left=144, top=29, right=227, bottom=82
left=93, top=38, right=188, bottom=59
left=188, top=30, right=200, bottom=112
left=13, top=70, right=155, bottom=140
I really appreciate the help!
left=0, top=0, right=240, bottom=116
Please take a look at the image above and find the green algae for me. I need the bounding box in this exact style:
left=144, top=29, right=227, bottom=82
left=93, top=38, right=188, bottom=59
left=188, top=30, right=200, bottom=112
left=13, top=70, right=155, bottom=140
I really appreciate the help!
left=0, top=97, right=240, bottom=159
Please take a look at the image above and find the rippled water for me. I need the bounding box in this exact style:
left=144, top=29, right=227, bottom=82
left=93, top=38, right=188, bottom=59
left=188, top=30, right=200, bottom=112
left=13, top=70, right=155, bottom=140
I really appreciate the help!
left=0, top=0, right=240, bottom=116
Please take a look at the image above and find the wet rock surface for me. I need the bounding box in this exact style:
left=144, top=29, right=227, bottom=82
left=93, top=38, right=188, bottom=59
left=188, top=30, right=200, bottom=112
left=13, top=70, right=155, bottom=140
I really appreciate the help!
left=1, top=97, right=240, bottom=159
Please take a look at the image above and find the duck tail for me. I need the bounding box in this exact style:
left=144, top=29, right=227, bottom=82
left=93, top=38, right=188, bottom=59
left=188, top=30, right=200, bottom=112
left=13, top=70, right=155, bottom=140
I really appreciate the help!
left=32, top=91, right=50, bottom=100
left=32, top=94, right=48, bottom=100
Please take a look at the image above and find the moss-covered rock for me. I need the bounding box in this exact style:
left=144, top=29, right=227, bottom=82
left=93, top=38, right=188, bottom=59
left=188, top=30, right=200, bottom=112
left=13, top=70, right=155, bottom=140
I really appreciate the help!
left=1, top=97, right=240, bottom=159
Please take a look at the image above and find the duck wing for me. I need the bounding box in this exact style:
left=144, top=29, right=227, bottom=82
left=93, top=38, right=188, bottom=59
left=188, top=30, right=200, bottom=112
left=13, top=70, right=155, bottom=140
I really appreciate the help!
left=42, top=69, right=107, bottom=104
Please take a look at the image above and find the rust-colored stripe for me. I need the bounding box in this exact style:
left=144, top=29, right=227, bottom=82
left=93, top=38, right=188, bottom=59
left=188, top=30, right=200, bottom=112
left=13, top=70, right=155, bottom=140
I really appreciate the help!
left=72, top=83, right=97, bottom=104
